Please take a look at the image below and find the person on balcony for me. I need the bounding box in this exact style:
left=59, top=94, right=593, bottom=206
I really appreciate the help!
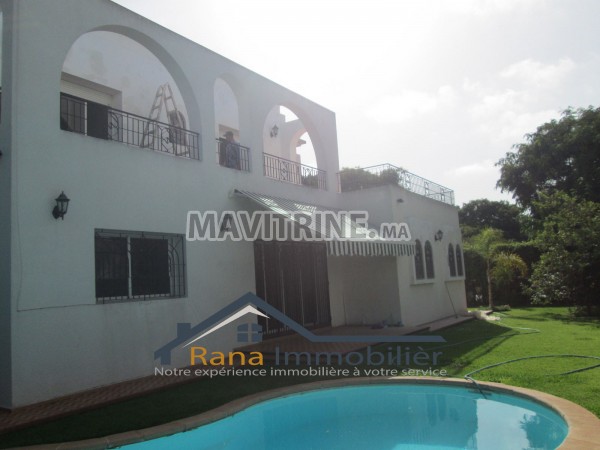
left=219, top=131, right=240, bottom=170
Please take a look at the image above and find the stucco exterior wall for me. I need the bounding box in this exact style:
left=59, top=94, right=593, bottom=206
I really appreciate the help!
left=0, top=0, right=465, bottom=408
left=337, top=184, right=467, bottom=327
left=327, top=256, right=401, bottom=327
left=0, top=0, right=339, bottom=407
left=0, top=1, right=13, bottom=409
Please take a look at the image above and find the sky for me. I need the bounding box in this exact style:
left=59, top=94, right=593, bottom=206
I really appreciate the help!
left=112, top=0, right=600, bottom=206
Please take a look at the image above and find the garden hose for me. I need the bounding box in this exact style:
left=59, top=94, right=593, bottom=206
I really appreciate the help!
left=461, top=314, right=600, bottom=396
left=465, top=354, right=600, bottom=379
left=426, top=321, right=540, bottom=352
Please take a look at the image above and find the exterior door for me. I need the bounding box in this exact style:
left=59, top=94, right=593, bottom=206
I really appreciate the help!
left=254, top=240, right=331, bottom=338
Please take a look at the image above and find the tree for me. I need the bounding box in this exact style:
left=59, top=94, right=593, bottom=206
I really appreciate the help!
left=528, top=192, right=600, bottom=316
left=491, top=253, right=528, bottom=290
left=497, top=107, right=600, bottom=212
left=459, top=199, right=525, bottom=240
left=338, top=167, right=400, bottom=192
left=466, top=228, right=528, bottom=309
left=490, top=242, right=540, bottom=306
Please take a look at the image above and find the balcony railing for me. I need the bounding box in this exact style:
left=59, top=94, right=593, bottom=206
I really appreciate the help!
left=60, top=93, right=201, bottom=159
left=108, top=109, right=200, bottom=159
left=263, top=153, right=327, bottom=190
left=338, top=164, right=455, bottom=205
left=216, top=138, right=251, bottom=172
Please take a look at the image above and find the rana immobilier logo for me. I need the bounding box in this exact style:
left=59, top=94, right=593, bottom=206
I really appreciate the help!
left=154, top=292, right=446, bottom=369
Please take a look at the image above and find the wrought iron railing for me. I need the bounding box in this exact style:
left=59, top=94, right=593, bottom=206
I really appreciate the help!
left=263, top=153, right=327, bottom=190
left=60, top=93, right=201, bottom=160
left=216, top=138, right=251, bottom=172
left=338, top=163, right=455, bottom=205
left=108, top=109, right=200, bottom=159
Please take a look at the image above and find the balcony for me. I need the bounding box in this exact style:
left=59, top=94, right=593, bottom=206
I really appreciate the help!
left=338, top=164, right=455, bottom=205
left=263, top=153, right=327, bottom=190
left=60, top=93, right=201, bottom=159
left=216, top=138, right=251, bottom=172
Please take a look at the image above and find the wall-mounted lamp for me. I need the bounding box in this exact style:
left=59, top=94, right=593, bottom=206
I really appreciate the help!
left=270, top=125, right=279, bottom=138
left=52, top=191, right=70, bottom=220
left=434, top=230, right=443, bottom=241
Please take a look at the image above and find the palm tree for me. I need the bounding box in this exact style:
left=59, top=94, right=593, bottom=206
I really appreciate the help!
left=491, top=252, right=528, bottom=290
left=467, top=228, right=527, bottom=309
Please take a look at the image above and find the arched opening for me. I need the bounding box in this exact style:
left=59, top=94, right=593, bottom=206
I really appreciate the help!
left=264, top=106, right=317, bottom=166
left=214, top=78, right=239, bottom=139
left=60, top=31, right=199, bottom=159
left=214, top=78, right=248, bottom=171
left=263, top=105, right=324, bottom=189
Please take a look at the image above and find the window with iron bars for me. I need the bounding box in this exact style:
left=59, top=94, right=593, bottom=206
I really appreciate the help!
left=456, top=244, right=464, bottom=277
left=95, top=229, right=186, bottom=303
left=448, top=243, right=457, bottom=277
left=60, top=93, right=108, bottom=139
left=424, top=240, right=435, bottom=279
left=414, top=239, right=425, bottom=280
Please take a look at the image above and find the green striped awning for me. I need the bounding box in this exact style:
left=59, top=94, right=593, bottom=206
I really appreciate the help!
left=234, top=189, right=414, bottom=257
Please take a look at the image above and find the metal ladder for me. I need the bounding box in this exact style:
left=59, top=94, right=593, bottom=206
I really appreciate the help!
left=141, top=83, right=190, bottom=155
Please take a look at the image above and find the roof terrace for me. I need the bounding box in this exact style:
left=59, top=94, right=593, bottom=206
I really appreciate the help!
left=337, top=164, right=455, bottom=205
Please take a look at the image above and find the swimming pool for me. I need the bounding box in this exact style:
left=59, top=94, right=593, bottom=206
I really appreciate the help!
left=121, top=382, right=568, bottom=450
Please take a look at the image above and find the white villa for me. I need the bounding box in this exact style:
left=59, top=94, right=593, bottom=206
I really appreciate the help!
left=0, top=0, right=466, bottom=408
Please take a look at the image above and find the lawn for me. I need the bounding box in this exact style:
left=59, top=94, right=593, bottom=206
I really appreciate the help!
left=417, top=307, right=600, bottom=415
left=1, top=307, right=598, bottom=448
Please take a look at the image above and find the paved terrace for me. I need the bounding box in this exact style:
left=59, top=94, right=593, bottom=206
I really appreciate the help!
left=0, top=315, right=472, bottom=434
left=234, top=319, right=465, bottom=357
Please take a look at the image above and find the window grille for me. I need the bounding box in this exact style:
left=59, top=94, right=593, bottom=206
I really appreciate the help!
left=448, top=243, right=457, bottom=277
left=456, top=244, right=464, bottom=277
left=414, top=239, right=425, bottom=280
left=95, top=229, right=186, bottom=302
left=424, top=240, right=435, bottom=279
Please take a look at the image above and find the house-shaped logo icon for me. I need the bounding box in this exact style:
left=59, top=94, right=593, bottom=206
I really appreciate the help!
left=154, top=292, right=445, bottom=364
left=182, top=303, right=268, bottom=348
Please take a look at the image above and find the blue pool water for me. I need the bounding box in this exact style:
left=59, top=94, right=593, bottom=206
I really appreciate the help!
left=122, top=384, right=568, bottom=450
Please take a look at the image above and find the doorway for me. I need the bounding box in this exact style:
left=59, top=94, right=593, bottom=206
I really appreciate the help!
left=254, top=240, right=331, bottom=338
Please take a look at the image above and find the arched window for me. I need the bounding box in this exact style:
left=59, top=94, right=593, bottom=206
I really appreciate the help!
left=448, top=243, right=456, bottom=277
left=456, top=244, right=464, bottom=277
left=414, top=239, right=425, bottom=280
left=425, top=240, right=435, bottom=279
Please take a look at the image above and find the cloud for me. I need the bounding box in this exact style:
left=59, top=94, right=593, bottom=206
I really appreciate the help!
left=470, top=89, right=521, bottom=117
left=463, top=58, right=573, bottom=144
left=445, top=0, right=545, bottom=16
left=446, top=160, right=514, bottom=205
left=366, top=86, right=457, bottom=124
left=452, top=160, right=497, bottom=177
left=471, top=90, right=557, bottom=141
left=500, top=58, right=575, bottom=88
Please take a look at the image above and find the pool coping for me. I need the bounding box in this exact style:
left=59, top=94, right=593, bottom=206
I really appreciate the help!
left=11, top=377, right=600, bottom=450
